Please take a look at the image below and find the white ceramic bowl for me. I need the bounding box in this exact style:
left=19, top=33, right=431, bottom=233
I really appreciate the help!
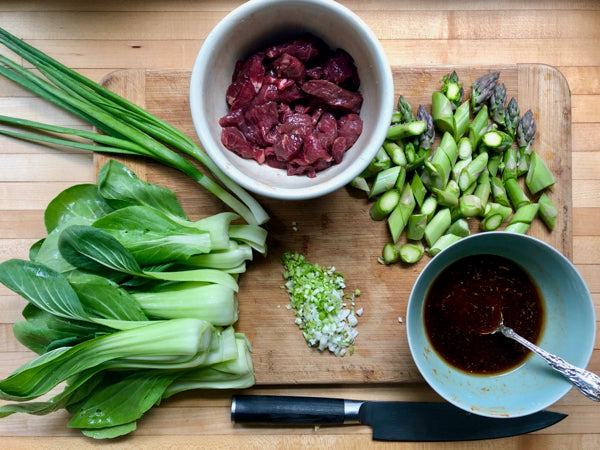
left=406, top=232, right=596, bottom=418
left=190, top=0, right=394, bottom=200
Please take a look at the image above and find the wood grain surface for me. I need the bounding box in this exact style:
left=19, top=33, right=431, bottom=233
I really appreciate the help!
left=0, top=1, right=598, bottom=448
left=95, top=64, right=573, bottom=385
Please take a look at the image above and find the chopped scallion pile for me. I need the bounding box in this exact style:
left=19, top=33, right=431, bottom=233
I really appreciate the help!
left=281, top=252, right=360, bottom=357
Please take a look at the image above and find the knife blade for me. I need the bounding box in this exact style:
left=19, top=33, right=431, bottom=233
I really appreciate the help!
left=231, top=395, right=567, bottom=441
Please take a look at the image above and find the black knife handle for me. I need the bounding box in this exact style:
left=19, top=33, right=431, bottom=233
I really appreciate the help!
left=231, top=395, right=351, bottom=424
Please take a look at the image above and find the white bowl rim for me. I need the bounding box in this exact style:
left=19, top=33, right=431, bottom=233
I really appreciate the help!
left=189, top=0, right=394, bottom=200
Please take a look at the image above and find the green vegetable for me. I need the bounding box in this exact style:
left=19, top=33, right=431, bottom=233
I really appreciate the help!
left=440, top=71, right=464, bottom=109
left=386, top=120, right=427, bottom=140
left=526, top=151, right=556, bottom=194
left=538, top=193, right=558, bottom=231
left=470, top=72, right=500, bottom=113
left=0, top=160, right=260, bottom=437
left=370, top=188, right=401, bottom=221
left=351, top=71, right=558, bottom=265
left=399, top=241, right=425, bottom=264
left=424, top=208, right=452, bottom=248
left=0, top=27, right=268, bottom=226
left=281, top=252, right=360, bottom=356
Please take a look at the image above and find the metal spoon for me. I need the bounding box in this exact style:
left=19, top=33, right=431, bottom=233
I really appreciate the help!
left=489, top=317, right=600, bottom=402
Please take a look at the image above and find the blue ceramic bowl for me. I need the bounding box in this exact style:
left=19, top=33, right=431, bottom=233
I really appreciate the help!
left=407, top=232, right=595, bottom=417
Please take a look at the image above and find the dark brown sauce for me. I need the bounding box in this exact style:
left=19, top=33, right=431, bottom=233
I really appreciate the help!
left=424, top=254, right=544, bottom=374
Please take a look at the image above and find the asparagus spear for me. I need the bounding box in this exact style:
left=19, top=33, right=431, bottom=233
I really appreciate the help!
left=515, top=109, right=537, bottom=175
left=516, top=109, right=537, bottom=154
left=416, top=104, right=435, bottom=151
left=397, top=95, right=415, bottom=123
left=504, top=97, right=520, bottom=138
left=489, top=83, right=507, bottom=127
left=470, top=72, right=500, bottom=114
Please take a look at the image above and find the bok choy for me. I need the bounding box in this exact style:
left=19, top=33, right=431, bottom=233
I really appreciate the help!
left=0, top=160, right=264, bottom=438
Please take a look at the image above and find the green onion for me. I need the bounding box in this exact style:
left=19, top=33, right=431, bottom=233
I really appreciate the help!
left=0, top=27, right=268, bottom=226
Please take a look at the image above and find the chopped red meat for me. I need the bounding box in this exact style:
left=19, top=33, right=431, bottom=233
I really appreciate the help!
left=219, top=34, right=363, bottom=177
left=301, top=80, right=363, bottom=114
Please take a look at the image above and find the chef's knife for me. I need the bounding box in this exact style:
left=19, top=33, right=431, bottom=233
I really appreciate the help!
left=231, top=395, right=566, bottom=441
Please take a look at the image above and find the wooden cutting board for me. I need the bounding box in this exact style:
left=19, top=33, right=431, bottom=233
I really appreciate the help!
left=96, top=64, right=572, bottom=385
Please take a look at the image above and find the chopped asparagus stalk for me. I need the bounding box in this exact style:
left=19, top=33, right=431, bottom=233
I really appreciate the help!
left=447, top=218, right=471, bottom=237
left=484, top=202, right=513, bottom=221
left=480, top=129, right=513, bottom=152
left=416, top=104, right=435, bottom=151
left=381, top=242, right=401, bottom=264
left=459, top=194, right=483, bottom=217
left=400, top=241, right=425, bottom=264
left=504, top=221, right=531, bottom=234
left=432, top=91, right=455, bottom=134
left=490, top=177, right=510, bottom=206
left=441, top=71, right=464, bottom=109
left=395, top=166, right=407, bottom=190
left=361, top=147, right=391, bottom=178
left=453, top=101, right=470, bottom=140
left=504, top=97, right=520, bottom=138
left=383, top=140, right=407, bottom=167
left=369, top=165, right=401, bottom=198
left=386, top=120, right=427, bottom=140
left=457, top=137, right=473, bottom=160
left=526, top=151, right=556, bottom=195
left=538, top=192, right=558, bottom=231
left=350, top=176, right=370, bottom=192
left=473, top=170, right=491, bottom=209
left=404, top=141, right=418, bottom=164
left=489, top=83, right=507, bottom=126
left=487, top=153, right=503, bottom=177
left=410, top=172, right=427, bottom=207
left=390, top=110, right=403, bottom=123
left=428, top=233, right=462, bottom=257
left=387, top=184, right=415, bottom=242
left=421, top=195, right=438, bottom=221
left=407, top=213, right=428, bottom=241
left=480, top=213, right=505, bottom=231
left=370, top=188, right=401, bottom=221
left=424, top=208, right=451, bottom=247
left=429, top=132, right=458, bottom=190
left=502, top=148, right=518, bottom=181
left=433, top=186, right=459, bottom=207
left=509, top=203, right=539, bottom=225
left=471, top=72, right=500, bottom=114
left=452, top=157, right=472, bottom=182
left=468, top=105, right=489, bottom=150
left=458, top=151, right=489, bottom=191
left=505, top=177, right=531, bottom=210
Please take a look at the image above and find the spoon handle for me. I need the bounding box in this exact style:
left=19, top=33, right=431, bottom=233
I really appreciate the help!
left=500, top=324, right=600, bottom=402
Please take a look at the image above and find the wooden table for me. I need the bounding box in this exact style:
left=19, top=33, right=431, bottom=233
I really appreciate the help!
left=0, top=1, right=598, bottom=448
